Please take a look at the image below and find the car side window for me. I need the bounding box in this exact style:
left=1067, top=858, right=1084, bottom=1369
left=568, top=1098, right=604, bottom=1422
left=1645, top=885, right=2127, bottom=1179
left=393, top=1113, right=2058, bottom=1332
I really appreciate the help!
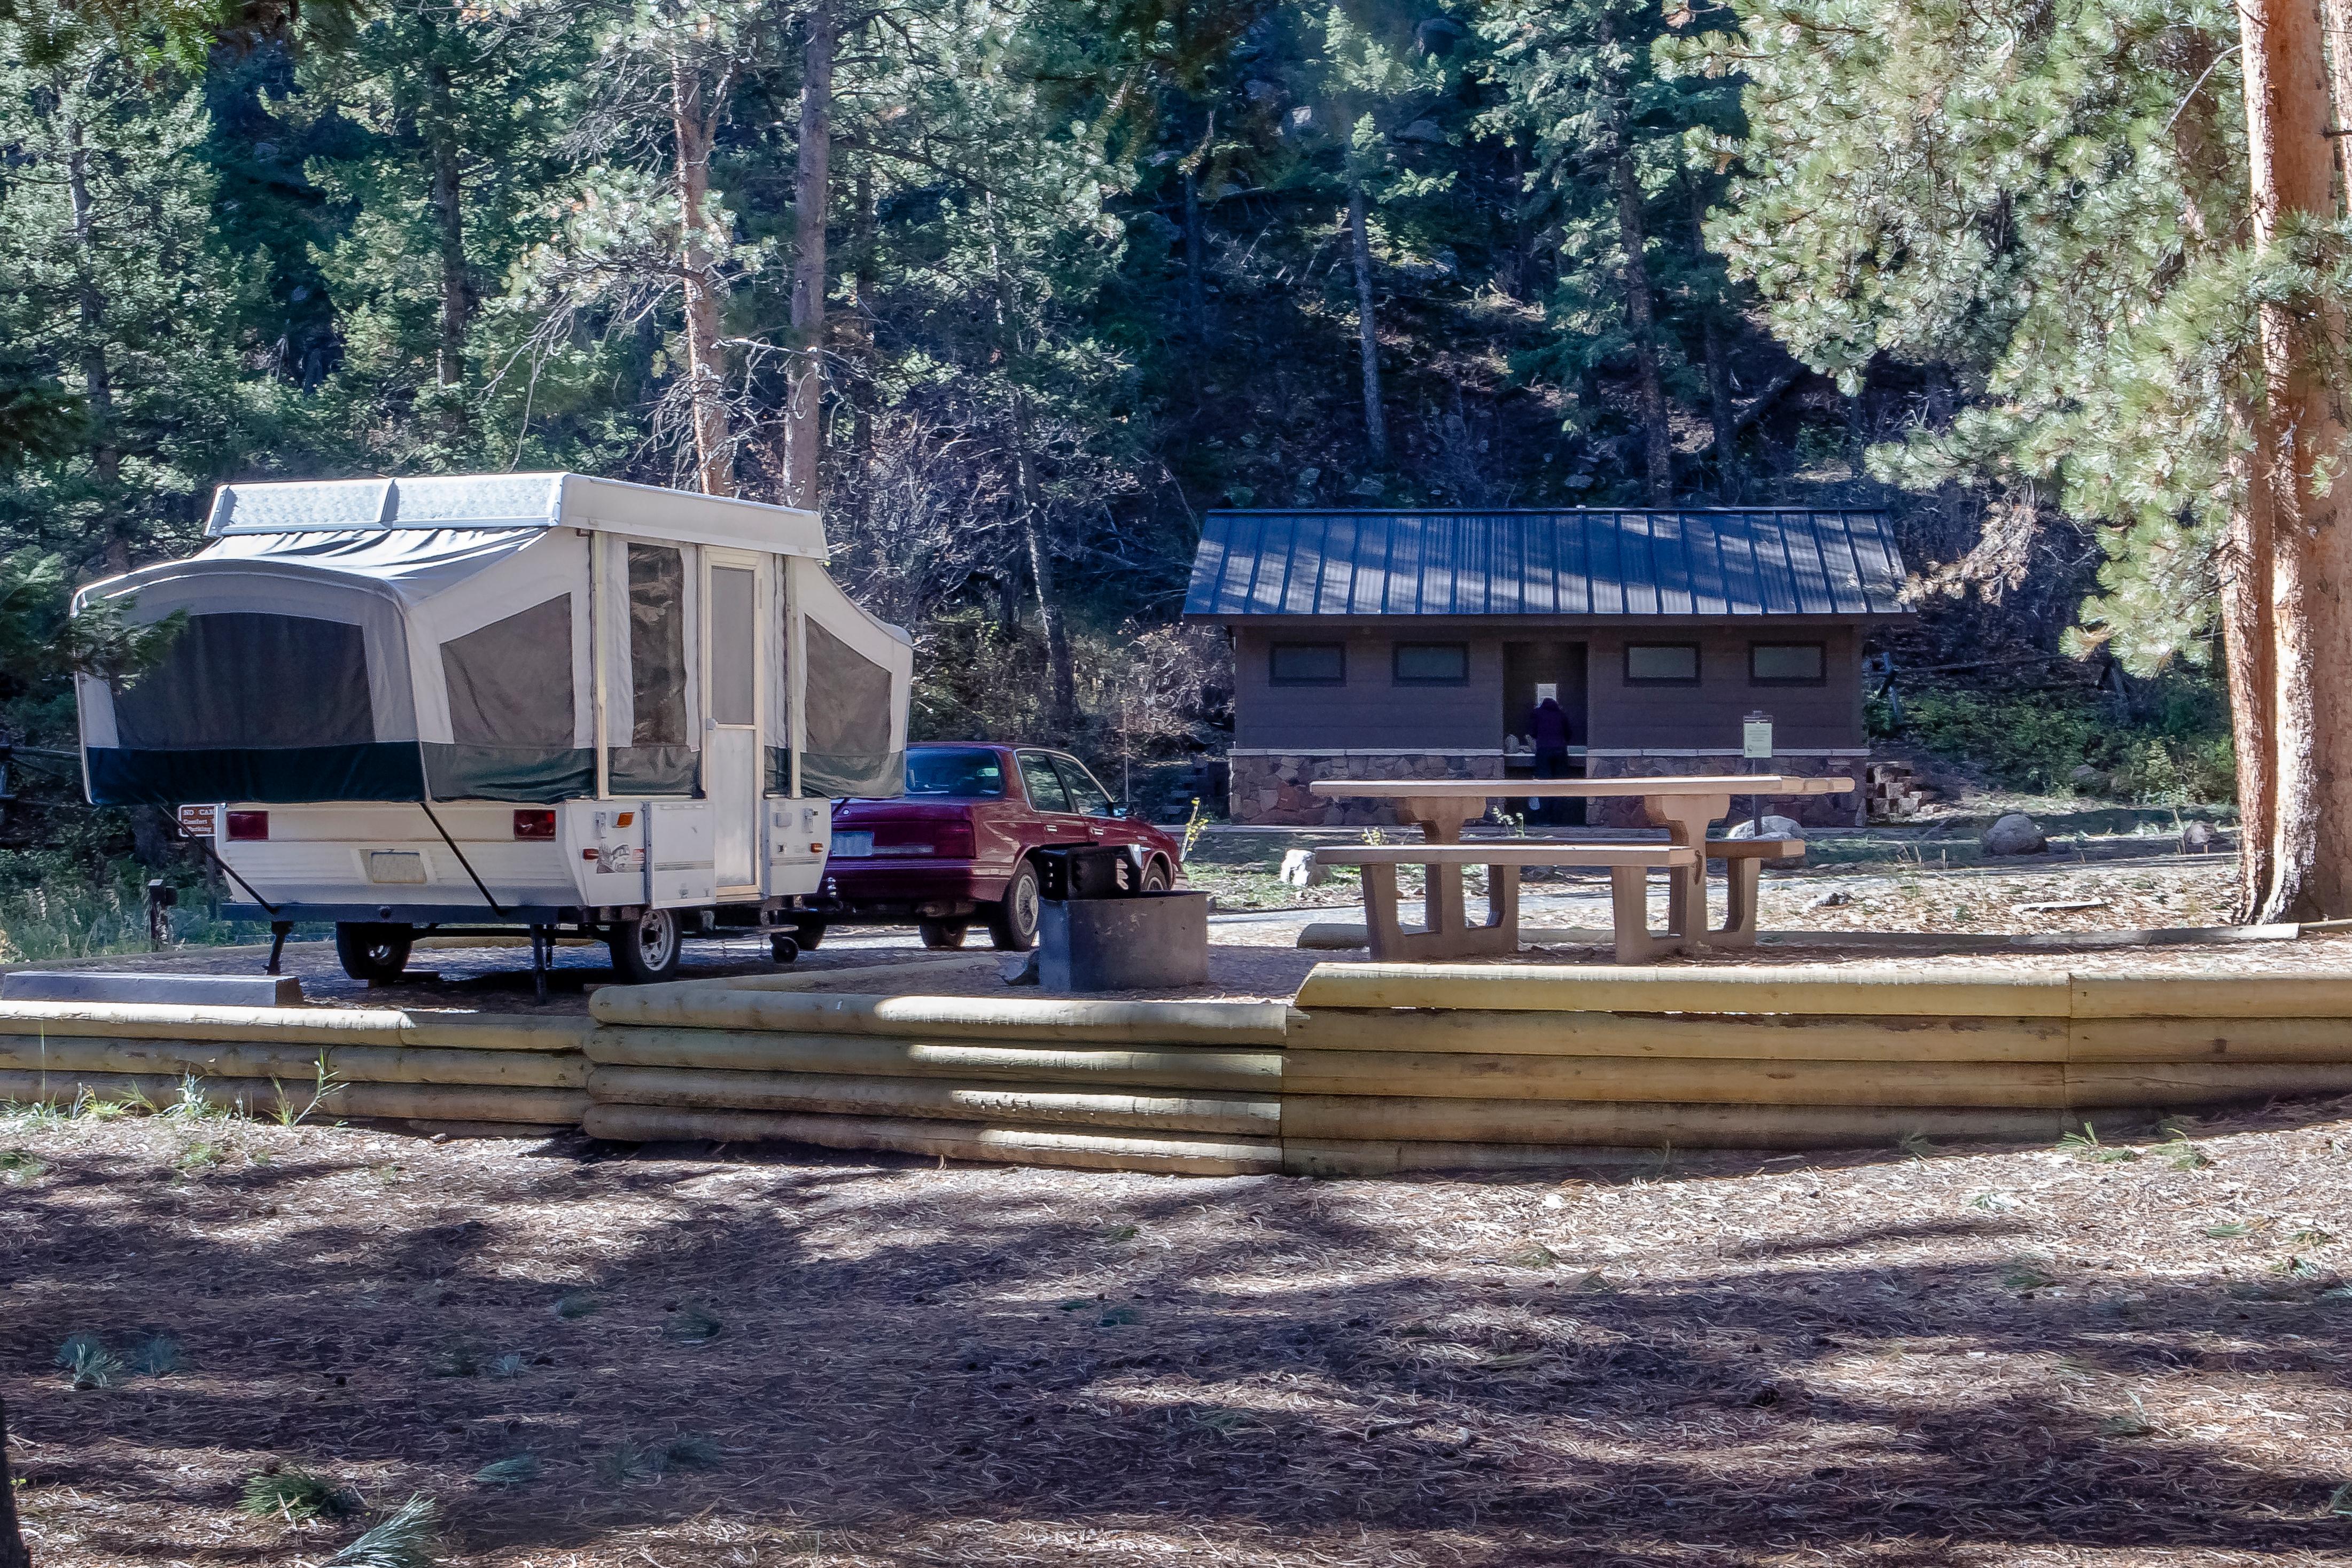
left=1053, top=756, right=1115, bottom=817
left=1017, top=751, right=1071, bottom=813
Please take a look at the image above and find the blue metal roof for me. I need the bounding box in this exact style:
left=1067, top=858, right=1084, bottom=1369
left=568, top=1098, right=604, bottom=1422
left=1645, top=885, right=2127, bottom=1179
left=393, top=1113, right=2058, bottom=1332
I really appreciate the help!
left=1182, top=508, right=1910, bottom=619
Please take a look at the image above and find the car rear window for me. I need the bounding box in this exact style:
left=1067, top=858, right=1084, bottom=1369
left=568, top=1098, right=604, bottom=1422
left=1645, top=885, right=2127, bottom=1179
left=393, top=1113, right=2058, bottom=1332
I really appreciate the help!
left=904, top=747, right=1008, bottom=797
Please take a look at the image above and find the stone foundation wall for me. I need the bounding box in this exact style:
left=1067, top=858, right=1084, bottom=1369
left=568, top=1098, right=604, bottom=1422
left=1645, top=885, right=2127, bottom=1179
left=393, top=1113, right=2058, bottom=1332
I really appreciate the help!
left=1582, top=753, right=1867, bottom=829
left=1230, top=752, right=1505, bottom=826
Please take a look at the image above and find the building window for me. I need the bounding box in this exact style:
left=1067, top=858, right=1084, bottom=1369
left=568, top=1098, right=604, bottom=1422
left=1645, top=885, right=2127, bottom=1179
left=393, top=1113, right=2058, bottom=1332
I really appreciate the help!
left=1624, top=643, right=1701, bottom=686
left=1270, top=642, right=1345, bottom=685
left=1750, top=642, right=1827, bottom=686
left=1392, top=642, right=1469, bottom=686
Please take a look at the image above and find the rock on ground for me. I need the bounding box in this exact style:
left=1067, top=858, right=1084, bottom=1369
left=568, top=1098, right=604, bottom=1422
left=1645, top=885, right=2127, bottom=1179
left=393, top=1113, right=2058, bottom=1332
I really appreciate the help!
left=1981, top=812, right=2047, bottom=856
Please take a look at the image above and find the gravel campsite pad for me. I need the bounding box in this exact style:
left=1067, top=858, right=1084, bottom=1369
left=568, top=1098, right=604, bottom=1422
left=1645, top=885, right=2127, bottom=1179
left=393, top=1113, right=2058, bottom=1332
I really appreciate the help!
left=4, top=1095, right=2351, bottom=1565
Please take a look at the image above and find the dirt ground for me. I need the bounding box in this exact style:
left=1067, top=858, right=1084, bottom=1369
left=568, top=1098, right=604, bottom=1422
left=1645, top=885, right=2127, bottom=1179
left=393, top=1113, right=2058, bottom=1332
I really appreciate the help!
left=5, top=1091, right=2351, bottom=1566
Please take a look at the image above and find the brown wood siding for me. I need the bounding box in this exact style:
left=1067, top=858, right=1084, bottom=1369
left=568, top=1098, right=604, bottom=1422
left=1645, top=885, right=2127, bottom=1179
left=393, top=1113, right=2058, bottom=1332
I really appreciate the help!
left=1233, top=627, right=1506, bottom=750
left=1584, top=626, right=1863, bottom=748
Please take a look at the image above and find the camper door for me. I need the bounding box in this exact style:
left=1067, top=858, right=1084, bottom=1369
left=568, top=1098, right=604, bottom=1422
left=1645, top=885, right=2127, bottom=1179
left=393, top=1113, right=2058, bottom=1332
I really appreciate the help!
left=702, top=549, right=764, bottom=894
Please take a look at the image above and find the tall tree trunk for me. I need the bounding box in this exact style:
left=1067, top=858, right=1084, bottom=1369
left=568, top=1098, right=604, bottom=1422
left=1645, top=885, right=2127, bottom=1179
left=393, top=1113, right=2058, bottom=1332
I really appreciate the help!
left=672, top=55, right=734, bottom=497
left=1685, top=176, right=1738, bottom=502
left=2324, top=0, right=2352, bottom=208
left=849, top=161, right=877, bottom=533
left=2176, top=33, right=2278, bottom=918
left=1183, top=106, right=1209, bottom=338
left=1598, top=14, right=1670, bottom=506
left=61, top=92, right=124, bottom=573
left=1011, top=387, right=1076, bottom=727
left=2241, top=0, right=2352, bottom=917
left=425, top=60, right=470, bottom=411
left=782, top=0, right=833, bottom=512
left=1615, top=149, right=1670, bottom=505
left=1, top=1393, right=30, bottom=1568
left=1346, top=168, right=1387, bottom=469
left=2221, top=419, right=2281, bottom=916
left=985, top=195, right=1076, bottom=728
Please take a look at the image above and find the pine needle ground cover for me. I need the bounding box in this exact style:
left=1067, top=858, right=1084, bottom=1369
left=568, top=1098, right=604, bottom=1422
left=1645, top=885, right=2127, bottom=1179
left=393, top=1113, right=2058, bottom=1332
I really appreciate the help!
left=3, top=1098, right=2349, bottom=1565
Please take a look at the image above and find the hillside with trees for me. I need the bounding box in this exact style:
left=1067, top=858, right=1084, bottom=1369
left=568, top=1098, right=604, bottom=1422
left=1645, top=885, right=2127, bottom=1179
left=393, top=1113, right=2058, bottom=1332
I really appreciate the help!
left=1, top=0, right=2346, bottom=911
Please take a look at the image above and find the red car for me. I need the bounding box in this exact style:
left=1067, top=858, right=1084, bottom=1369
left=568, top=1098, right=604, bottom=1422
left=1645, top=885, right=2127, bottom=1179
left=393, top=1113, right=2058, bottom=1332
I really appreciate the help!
left=807, top=744, right=1185, bottom=950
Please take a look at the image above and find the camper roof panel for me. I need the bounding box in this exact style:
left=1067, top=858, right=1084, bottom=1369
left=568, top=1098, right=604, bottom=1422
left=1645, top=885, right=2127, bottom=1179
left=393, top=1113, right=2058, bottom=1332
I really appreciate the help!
left=205, top=472, right=825, bottom=558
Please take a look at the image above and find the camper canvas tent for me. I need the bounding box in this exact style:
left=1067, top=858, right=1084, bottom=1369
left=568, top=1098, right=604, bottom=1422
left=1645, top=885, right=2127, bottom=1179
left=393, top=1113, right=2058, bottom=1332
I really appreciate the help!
left=71, top=473, right=912, bottom=983
left=75, top=472, right=910, bottom=806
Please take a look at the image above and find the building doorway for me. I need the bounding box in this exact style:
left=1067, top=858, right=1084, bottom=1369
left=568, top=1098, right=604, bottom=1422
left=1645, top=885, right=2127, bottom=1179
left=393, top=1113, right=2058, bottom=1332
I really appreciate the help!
left=1504, top=641, right=1587, bottom=827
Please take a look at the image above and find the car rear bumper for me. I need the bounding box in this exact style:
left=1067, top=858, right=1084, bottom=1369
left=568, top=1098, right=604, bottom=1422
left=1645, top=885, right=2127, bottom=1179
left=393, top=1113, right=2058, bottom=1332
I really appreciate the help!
left=813, top=860, right=1007, bottom=922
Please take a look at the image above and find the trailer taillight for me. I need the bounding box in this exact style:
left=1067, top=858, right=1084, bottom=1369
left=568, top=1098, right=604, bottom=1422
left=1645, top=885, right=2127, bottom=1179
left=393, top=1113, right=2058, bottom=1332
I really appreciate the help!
left=513, top=809, right=557, bottom=840
left=225, top=810, right=268, bottom=841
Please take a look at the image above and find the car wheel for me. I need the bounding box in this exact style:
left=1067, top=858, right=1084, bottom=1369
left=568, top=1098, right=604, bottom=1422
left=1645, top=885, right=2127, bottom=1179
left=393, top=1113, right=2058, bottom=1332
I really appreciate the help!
left=987, top=860, right=1042, bottom=951
left=789, top=917, right=826, bottom=951
left=918, top=919, right=969, bottom=949
left=770, top=932, right=800, bottom=964
left=334, top=922, right=412, bottom=983
left=608, top=908, right=683, bottom=984
left=1139, top=857, right=1172, bottom=892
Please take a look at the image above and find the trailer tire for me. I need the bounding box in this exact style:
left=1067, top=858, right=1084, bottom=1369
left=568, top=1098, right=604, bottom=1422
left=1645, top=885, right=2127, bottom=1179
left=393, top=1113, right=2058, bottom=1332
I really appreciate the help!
left=986, top=861, right=1042, bottom=952
left=334, top=923, right=413, bottom=982
left=788, top=916, right=826, bottom=951
left=608, top=909, right=683, bottom=984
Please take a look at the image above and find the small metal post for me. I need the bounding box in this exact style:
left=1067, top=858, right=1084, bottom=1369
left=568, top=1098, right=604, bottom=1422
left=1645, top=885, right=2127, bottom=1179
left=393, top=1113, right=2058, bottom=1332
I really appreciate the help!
left=266, top=921, right=291, bottom=976
left=1742, top=711, right=1773, bottom=836
left=530, top=926, right=549, bottom=1005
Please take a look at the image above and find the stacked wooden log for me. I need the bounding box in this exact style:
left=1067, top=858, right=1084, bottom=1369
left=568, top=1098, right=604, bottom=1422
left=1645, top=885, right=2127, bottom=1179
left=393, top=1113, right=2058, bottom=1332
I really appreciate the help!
left=1865, top=761, right=1922, bottom=821
left=585, top=987, right=1287, bottom=1176
left=0, top=1002, right=589, bottom=1126
left=1281, top=963, right=2352, bottom=1175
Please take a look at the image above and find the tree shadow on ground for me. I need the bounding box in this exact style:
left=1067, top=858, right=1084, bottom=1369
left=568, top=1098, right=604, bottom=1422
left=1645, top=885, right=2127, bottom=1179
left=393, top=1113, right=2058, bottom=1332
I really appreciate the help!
left=3, top=1099, right=2350, bottom=1566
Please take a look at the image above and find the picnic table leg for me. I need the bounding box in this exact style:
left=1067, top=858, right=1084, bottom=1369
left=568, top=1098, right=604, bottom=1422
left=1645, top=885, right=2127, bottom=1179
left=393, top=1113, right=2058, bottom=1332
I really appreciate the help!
left=1425, top=860, right=1468, bottom=946
left=1360, top=863, right=1406, bottom=961
left=1484, top=862, right=1521, bottom=942
left=1716, top=856, right=1762, bottom=948
left=1608, top=865, right=1676, bottom=964
left=1641, top=793, right=1731, bottom=948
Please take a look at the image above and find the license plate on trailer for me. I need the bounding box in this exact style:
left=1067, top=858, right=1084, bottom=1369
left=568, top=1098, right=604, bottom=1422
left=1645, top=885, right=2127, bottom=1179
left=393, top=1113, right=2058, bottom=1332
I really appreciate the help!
left=367, top=851, right=428, bottom=885
left=830, top=831, right=873, bottom=858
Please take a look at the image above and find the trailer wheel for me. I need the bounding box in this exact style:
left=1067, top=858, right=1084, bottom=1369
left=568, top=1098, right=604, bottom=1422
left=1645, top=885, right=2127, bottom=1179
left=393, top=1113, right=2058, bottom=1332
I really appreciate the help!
left=769, top=932, right=800, bottom=964
left=986, top=861, right=1042, bottom=951
left=608, top=908, right=682, bottom=984
left=788, top=916, right=826, bottom=951
left=334, top=922, right=413, bottom=983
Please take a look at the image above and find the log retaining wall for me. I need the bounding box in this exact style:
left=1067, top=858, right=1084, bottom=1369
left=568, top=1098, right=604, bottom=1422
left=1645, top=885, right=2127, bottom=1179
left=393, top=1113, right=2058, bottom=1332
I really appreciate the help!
left=4, top=962, right=2350, bottom=1176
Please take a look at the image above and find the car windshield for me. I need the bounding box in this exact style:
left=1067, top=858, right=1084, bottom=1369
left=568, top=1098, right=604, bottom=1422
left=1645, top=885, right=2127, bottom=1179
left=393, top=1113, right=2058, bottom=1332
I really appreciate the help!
left=904, top=747, right=1009, bottom=798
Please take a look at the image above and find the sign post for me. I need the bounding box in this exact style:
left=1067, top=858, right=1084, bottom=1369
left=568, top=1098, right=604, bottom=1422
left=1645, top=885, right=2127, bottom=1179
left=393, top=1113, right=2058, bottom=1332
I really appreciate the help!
left=1742, top=712, right=1773, bottom=835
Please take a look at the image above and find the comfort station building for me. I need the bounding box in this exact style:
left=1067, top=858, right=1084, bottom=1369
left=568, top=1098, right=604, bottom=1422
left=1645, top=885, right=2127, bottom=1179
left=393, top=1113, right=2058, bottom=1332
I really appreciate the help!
left=1181, top=508, right=1912, bottom=828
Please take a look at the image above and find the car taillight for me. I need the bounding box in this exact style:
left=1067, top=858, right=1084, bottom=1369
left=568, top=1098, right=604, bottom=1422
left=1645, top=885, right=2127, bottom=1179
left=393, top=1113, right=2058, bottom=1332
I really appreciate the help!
left=936, top=822, right=974, bottom=857
left=225, top=810, right=268, bottom=841
left=513, top=809, right=557, bottom=840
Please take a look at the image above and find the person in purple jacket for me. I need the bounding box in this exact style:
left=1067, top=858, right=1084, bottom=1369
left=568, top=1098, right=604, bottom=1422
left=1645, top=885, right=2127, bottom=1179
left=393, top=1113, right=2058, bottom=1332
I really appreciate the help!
left=1527, top=695, right=1572, bottom=824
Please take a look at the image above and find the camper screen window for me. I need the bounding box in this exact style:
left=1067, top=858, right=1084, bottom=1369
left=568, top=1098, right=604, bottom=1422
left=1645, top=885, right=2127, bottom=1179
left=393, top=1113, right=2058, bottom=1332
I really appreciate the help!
left=804, top=618, right=894, bottom=792
left=442, top=596, right=574, bottom=747
left=627, top=544, right=688, bottom=745
left=113, top=611, right=373, bottom=748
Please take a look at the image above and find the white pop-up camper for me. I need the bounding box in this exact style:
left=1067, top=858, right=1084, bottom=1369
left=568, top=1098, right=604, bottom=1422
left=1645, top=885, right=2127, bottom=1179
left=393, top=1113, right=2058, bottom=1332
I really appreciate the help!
left=73, top=472, right=912, bottom=983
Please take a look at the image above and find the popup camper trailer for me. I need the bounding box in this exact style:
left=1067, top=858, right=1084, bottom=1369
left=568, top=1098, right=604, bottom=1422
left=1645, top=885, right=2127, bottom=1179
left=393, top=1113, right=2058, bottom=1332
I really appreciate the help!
left=72, top=473, right=913, bottom=984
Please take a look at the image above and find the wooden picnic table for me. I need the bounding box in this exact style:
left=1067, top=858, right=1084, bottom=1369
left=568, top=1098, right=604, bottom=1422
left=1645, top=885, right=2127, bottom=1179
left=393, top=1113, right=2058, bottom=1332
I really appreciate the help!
left=1306, top=774, right=1855, bottom=961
